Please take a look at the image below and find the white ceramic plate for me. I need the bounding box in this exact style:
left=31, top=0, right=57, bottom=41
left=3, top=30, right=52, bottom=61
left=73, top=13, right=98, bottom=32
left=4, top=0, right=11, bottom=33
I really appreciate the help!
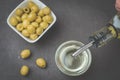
left=7, top=0, right=56, bottom=43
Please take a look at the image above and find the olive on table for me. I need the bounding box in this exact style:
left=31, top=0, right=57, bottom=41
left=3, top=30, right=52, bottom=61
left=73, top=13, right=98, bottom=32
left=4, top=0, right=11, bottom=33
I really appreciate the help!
left=20, top=49, right=31, bottom=59
left=36, top=58, right=47, bottom=68
left=20, top=65, right=29, bottom=76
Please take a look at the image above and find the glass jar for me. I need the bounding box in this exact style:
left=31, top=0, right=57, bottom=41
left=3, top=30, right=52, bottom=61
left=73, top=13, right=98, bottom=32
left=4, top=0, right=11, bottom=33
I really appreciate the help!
left=55, top=40, right=92, bottom=76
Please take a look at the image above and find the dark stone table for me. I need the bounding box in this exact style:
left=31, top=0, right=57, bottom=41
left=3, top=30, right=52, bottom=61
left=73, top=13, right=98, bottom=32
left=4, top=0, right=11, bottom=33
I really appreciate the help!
left=0, top=0, right=120, bottom=80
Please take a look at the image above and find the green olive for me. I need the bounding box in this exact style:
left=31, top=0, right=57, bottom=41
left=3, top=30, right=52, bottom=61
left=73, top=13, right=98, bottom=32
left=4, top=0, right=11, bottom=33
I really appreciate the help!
left=30, top=34, right=38, bottom=40
left=43, top=7, right=51, bottom=15
left=15, top=8, right=23, bottom=16
left=43, top=15, right=53, bottom=23
left=31, top=5, right=39, bottom=13
left=20, top=49, right=31, bottom=59
left=36, top=27, right=43, bottom=35
left=22, top=19, right=30, bottom=29
left=31, top=22, right=39, bottom=28
left=35, top=16, right=42, bottom=23
left=27, top=25, right=36, bottom=34
left=23, top=7, right=30, bottom=14
left=22, top=29, right=30, bottom=37
left=16, top=23, right=23, bottom=31
left=15, top=15, right=22, bottom=22
left=38, top=10, right=44, bottom=17
left=20, top=65, right=29, bottom=76
left=36, top=58, right=47, bottom=68
left=9, top=16, right=18, bottom=26
left=40, top=22, right=48, bottom=29
left=28, top=1, right=36, bottom=8
left=28, top=12, right=37, bottom=22
left=21, top=13, right=28, bottom=21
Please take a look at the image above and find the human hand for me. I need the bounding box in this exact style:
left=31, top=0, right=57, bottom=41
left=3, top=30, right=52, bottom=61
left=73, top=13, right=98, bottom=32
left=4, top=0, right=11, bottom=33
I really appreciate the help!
left=115, top=0, right=120, bottom=12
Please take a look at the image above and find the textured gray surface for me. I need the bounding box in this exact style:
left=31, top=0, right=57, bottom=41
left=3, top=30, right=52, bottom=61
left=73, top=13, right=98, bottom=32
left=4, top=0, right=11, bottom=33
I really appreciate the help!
left=0, top=0, right=120, bottom=80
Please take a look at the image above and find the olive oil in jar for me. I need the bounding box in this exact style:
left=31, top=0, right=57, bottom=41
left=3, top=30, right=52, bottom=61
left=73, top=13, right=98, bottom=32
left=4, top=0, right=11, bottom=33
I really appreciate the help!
left=55, top=41, right=92, bottom=76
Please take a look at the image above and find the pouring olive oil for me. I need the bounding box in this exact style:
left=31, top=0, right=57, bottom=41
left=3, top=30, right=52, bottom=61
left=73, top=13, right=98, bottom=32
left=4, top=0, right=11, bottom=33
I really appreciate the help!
left=72, top=13, right=120, bottom=57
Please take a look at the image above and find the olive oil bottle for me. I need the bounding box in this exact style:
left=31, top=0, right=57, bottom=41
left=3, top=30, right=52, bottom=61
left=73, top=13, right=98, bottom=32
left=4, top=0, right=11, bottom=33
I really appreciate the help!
left=89, top=13, right=120, bottom=48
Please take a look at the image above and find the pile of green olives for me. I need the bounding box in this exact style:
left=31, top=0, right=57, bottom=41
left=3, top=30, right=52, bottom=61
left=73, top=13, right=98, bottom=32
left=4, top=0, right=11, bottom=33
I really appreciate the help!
left=9, top=1, right=53, bottom=40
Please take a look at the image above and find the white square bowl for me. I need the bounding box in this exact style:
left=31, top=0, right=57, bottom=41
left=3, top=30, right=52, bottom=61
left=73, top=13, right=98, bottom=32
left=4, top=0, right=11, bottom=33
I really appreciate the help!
left=7, top=0, right=56, bottom=43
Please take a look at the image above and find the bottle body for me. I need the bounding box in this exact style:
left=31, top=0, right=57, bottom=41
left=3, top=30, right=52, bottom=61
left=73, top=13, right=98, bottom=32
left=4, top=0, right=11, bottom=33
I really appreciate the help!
left=112, top=13, right=120, bottom=38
